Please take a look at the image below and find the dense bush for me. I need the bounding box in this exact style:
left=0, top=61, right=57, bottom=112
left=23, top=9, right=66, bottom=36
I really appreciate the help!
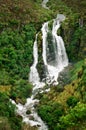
left=0, top=24, right=36, bottom=101
left=0, top=24, right=35, bottom=81
left=59, top=103, right=86, bottom=129
left=38, top=102, right=64, bottom=130
left=10, top=80, right=32, bottom=103
left=66, top=26, right=86, bottom=61
left=0, top=92, right=22, bottom=130
left=66, top=96, right=79, bottom=107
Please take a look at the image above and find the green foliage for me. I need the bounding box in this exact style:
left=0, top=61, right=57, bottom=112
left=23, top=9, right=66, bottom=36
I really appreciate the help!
left=0, top=24, right=35, bottom=103
left=10, top=80, right=32, bottom=103
left=38, top=102, right=64, bottom=130
left=0, top=92, right=15, bottom=117
left=77, top=61, right=86, bottom=102
left=59, top=103, right=86, bottom=129
left=0, top=24, right=34, bottom=130
left=0, top=24, right=35, bottom=105
left=9, top=116, right=22, bottom=130
left=66, top=96, right=79, bottom=107
left=0, top=92, right=22, bottom=130
left=70, top=60, right=84, bottom=81
left=0, top=24, right=35, bottom=81
left=67, top=26, right=86, bottom=61
left=0, top=69, right=10, bottom=85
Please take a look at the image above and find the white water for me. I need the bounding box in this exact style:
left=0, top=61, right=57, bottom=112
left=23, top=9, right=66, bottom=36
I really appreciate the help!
left=29, top=34, right=45, bottom=95
left=11, top=14, right=68, bottom=130
left=41, top=14, right=68, bottom=85
left=10, top=97, right=48, bottom=130
left=42, top=22, right=49, bottom=65
left=29, top=34, right=40, bottom=84
left=42, top=0, right=49, bottom=9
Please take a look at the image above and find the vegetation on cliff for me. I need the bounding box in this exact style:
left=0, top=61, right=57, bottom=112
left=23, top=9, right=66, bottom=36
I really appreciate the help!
left=37, top=59, right=86, bottom=130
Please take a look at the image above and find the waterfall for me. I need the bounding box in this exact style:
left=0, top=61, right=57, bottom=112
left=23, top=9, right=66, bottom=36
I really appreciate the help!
left=29, top=34, right=40, bottom=84
left=30, top=14, right=69, bottom=86
left=42, top=22, right=49, bottom=65
left=11, top=14, right=68, bottom=130
left=29, top=34, right=45, bottom=95
left=41, top=14, right=68, bottom=85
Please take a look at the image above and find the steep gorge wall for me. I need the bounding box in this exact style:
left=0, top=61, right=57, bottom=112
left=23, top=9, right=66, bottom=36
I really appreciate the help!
left=61, top=0, right=86, bottom=62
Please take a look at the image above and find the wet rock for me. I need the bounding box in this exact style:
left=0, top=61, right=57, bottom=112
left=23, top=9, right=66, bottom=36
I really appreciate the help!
left=29, top=115, right=34, bottom=120
left=58, top=64, right=71, bottom=86
left=26, top=110, right=31, bottom=115
left=22, top=123, right=38, bottom=130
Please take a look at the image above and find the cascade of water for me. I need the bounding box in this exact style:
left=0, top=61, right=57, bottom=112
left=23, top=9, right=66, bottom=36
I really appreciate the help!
left=11, top=14, right=68, bottom=130
left=29, top=34, right=40, bottom=84
left=29, top=34, right=45, bottom=95
left=52, top=15, right=68, bottom=70
left=42, top=22, right=49, bottom=65
left=41, top=14, right=68, bottom=85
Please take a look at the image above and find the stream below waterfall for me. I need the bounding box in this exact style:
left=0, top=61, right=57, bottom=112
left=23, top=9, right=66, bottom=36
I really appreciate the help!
left=11, top=13, right=68, bottom=130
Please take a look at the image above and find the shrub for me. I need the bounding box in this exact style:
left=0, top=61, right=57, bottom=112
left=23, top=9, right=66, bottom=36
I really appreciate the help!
left=66, top=96, right=79, bottom=107
left=38, top=102, right=64, bottom=130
